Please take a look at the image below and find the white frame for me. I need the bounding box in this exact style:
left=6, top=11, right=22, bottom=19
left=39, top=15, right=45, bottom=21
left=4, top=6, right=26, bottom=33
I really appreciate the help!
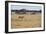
left=8, top=2, right=44, bottom=32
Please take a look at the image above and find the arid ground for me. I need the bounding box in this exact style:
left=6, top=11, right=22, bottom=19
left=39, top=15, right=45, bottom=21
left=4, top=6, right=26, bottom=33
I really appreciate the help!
left=11, top=14, right=41, bottom=29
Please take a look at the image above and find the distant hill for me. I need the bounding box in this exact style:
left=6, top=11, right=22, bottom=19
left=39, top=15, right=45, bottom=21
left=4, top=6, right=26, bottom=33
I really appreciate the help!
left=11, top=9, right=41, bottom=12
left=11, top=9, right=41, bottom=14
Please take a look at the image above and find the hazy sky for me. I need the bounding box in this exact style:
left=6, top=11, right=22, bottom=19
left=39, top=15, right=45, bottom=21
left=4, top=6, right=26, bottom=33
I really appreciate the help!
left=11, top=5, right=41, bottom=10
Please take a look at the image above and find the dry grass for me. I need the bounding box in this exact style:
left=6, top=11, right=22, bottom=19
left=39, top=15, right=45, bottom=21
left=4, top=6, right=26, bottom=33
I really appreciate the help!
left=11, top=14, right=41, bottom=29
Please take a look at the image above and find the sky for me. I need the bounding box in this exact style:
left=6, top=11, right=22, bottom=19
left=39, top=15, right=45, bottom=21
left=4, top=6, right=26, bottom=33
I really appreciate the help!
left=11, top=5, right=41, bottom=11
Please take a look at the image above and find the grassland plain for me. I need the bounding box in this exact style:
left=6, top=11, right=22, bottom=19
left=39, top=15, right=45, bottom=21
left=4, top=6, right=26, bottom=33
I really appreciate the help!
left=11, top=14, right=41, bottom=29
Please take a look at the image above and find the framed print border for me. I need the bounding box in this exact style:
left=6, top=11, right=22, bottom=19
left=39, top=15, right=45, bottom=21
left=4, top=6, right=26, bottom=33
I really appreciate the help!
left=5, top=1, right=45, bottom=33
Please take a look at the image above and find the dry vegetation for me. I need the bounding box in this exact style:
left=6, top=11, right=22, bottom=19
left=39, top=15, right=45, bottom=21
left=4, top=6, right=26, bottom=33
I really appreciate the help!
left=11, top=13, right=41, bottom=29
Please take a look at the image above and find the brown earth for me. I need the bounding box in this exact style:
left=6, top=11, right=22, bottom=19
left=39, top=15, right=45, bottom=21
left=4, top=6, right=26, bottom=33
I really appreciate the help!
left=11, top=14, right=41, bottom=29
